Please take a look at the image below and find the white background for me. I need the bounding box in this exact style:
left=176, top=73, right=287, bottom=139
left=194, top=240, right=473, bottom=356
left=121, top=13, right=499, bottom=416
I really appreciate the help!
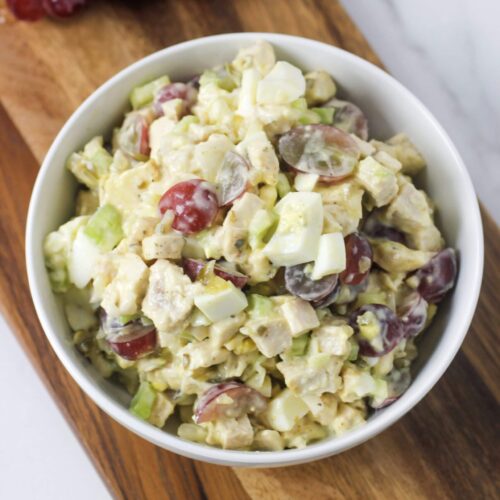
left=1, top=1, right=498, bottom=499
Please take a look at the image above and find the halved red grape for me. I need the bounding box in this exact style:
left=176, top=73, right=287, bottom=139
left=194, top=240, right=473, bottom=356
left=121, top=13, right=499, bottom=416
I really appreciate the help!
left=414, top=248, right=457, bottom=303
left=42, top=0, right=87, bottom=18
left=285, top=263, right=338, bottom=302
left=118, top=112, right=151, bottom=160
left=108, top=328, right=157, bottom=361
left=340, top=233, right=373, bottom=285
left=153, top=82, right=197, bottom=117
left=323, top=98, right=369, bottom=140
left=278, top=124, right=360, bottom=179
left=7, top=0, right=45, bottom=20
left=371, top=368, right=411, bottom=409
left=100, top=312, right=158, bottom=361
left=216, top=151, right=250, bottom=206
left=350, top=304, right=405, bottom=357
left=194, top=381, right=267, bottom=424
left=311, top=278, right=341, bottom=308
left=159, top=179, right=219, bottom=235
left=363, top=211, right=406, bottom=244
left=398, top=292, right=428, bottom=337
left=182, top=258, right=248, bottom=288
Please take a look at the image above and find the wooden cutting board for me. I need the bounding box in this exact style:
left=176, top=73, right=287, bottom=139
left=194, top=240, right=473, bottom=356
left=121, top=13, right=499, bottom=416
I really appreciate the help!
left=0, top=1, right=498, bottom=498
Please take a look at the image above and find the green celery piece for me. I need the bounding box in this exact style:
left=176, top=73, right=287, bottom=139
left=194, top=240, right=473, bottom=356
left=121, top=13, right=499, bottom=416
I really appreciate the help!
left=130, top=381, right=157, bottom=420
left=291, top=98, right=308, bottom=111
left=118, top=313, right=141, bottom=325
left=130, top=75, right=170, bottom=110
left=348, top=342, right=359, bottom=361
left=312, top=107, right=335, bottom=124
left=247, top=294, right=274, bottom=318
left=90, top=148, right=113, bottom=176
left=83, top=204, right=124, bottom=251
left=249, top=209, right=278, bottom=250
left=298, top=110, right=321, bottom=125
left=290, top=334, right=310, bottom=356
left=276, top=173, right=291, bottom=198
left=199, top=68, right=236, bottom=92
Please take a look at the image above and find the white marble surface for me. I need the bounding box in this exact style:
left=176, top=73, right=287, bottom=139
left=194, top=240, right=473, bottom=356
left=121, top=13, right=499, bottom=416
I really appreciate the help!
left=0, top=315, right=110, bottom=500
left=342, top=0, right=500, bottom=222
left=1, top=2, right=498, bottom=499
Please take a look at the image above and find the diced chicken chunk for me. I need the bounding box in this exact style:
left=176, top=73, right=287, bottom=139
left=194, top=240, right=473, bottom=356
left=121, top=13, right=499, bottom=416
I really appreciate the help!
left=304, top=70, right=337, bottom=106
left=331, top=403, right=366, bottom=435
left=243, top=317, right=292, bottom=358
left=210, top=312, right=247, bottom=347
left=405, top=224, right=444, bottom=252
left=355, top=156, right=398, bottom=208
left=280, top=298, right=319, bottom=337
left=180, top=339, right=230, bottom=369
left=142, top=260, right=196, bottom=331
left=101, top=253, right=149, bottom=316
left=316, top=180, right=364, bottom=235
left=142, top=233, right=185, bottom=260
left=149, top=392, right=175, bottom=428
left=385, top=181, right=434, bottom=232
left=253, top=429, right=284, bottom=451
left=206, top=415, right=254, bottom=449
left=371, top=133, right=426, bottom=176
left=372, top=240, right=435, bottom=272
left=311, top=323, right=353, bottom=357
left=239, top=130, right=279, bottom=186
left=277, top=356, right=343, bottom=397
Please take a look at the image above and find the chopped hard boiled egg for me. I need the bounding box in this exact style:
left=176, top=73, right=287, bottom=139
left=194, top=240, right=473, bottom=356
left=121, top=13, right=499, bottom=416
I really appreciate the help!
left=68, top=229, right=102, bottom=289
left=256, top=61, right=306, bottom=105
left=263, top=192, right=323, bottom=266
left=312, top=232, right=346, bottom=279
left=194, top=276, right=248, bottom=322
left=266, top=389, right=309, bottom=432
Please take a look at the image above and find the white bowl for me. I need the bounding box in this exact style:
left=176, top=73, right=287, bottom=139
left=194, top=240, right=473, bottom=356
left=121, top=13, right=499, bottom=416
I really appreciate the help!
left=26, top=33, right=483, bottom=467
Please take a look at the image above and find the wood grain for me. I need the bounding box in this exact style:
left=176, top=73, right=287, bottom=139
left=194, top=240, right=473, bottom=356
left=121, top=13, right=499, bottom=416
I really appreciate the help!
left=0, top=1, right=498, bottom=499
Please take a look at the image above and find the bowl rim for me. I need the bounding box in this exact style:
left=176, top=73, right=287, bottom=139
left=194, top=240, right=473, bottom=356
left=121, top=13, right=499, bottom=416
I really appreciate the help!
left=25, top=32, right=484, bottom=467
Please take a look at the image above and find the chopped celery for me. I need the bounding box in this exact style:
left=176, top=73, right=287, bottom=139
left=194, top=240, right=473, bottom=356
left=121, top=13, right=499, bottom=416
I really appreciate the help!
left=312, top=107, right=334, bottom=124
left=247, top=294, right=274, bottom=319
left=355, top=291, right=390, bottom=309
left=130, top=381, right=157, bottom=420
left=249, top=209, right=278, bottom=250
left=118, top=313, right=141, bottom=325
left=348, top=342, right=359, bottom=361
left=83, top=136, right=113, bottom=176
left=290, top=334, right=310, bottom=356
left=276, top=173, right=291, bottom=198
left=298, top=110, right=321, bottom=125
left=291, top=97, right=308, bottom=111
left=83, top=204, right=124, bottom=251
left=130, top=75, right=170, bottom=110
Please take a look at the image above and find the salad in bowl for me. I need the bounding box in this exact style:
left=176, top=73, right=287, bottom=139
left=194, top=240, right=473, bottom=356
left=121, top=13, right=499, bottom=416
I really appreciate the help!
left=44, top=41, right=457, bottom=451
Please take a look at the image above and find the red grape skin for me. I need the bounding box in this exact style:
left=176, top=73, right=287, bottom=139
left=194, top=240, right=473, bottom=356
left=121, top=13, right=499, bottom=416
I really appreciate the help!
left=108, top=328, right=157, bottom=361
left=42, top=0, right=87, bottom=18
left=414, top=248, right=458, bottom=303
left=340, top=233, right=373, bottom=285
left=182, top=258, right=248, bottom=288
left=216, top=151, right=250, bottom=206
left=278, top=124, right=360, bottom=179
left=159, top=179, right=219, bottom=235
left=322, top=98, right=369, bottom=140
left=371, top=368, right=411, bottom=409
left=398, top=292, right=428, bottom=337
left=153, top=82, right=197, bottom=117
left=363, top=211, right=406, bottom=244
left=285, top=263, right=338, bottom=302
left=350, top=304, right=405, bottom=357
left=194, top=381, right=267, bottom=424
left=6, top=0, right=46, bottom=21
